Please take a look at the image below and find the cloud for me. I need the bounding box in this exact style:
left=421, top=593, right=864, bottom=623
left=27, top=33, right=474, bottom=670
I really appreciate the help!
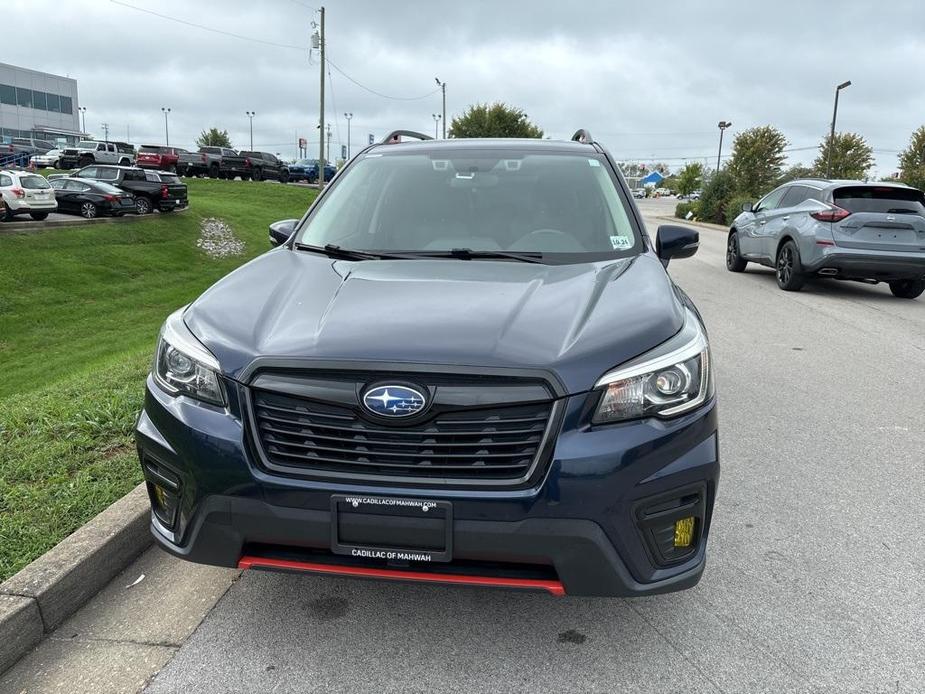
left=6, top=0, right=924, bottom=175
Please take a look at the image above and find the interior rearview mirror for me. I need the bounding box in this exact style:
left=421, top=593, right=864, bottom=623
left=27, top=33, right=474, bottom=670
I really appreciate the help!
left=656, top=225, right=699, bottom=267
left=269, top=219, right=298, bottom=247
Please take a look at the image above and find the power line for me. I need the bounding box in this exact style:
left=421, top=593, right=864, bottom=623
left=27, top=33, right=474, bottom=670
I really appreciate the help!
left=327, top=57, right=441, bottom=101
left=108, top=0, right=307, bottom=50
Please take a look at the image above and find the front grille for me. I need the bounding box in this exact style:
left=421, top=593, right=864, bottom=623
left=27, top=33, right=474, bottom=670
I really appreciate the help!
left=249, top=388, right=556, bottom=486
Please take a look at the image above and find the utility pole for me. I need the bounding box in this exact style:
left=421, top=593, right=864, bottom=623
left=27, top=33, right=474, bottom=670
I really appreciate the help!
left=432, top=113, right=441, bottom=139
left=716, top=120, right=732, bottom=172
left=317, top=6, right=326, bottom=185
left=826, top=80, right=852, bottom=178
left=435, top=78, right=446, bottom=138
left=161, top=107, right=171, bottom=146
left=344, top=112, right=352, bottom=161
left=101, top=122, right=110, bottom=143
left=78, top=106, right=87, bottom=135
left=246, top=111, right=255, bottom=151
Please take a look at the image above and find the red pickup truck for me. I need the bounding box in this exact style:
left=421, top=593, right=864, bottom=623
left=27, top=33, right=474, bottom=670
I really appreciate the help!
left=136, top=145, right=188, bottom=173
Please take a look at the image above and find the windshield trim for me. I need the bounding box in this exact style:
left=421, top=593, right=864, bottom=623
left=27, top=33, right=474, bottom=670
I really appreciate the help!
left=291, top=147, right=647, bottom=264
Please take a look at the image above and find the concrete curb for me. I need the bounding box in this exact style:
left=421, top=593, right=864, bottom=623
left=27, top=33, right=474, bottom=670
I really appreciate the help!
left=0, top=205, right=189, bottom=235
left=0, top=483, right=152, bottom=674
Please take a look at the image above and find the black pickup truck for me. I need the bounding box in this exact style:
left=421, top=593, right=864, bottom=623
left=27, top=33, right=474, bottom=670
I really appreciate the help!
left=69, top=165, right=188, bottom=215
left=220, top=151, right=289, bottom=182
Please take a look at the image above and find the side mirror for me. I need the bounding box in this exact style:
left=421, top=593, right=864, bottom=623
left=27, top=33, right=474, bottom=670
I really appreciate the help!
left=741, top=201, right=753, bottom=213
left=656, top=225, right=699, bottom=267
left=269, top=219, right=298, bottom=247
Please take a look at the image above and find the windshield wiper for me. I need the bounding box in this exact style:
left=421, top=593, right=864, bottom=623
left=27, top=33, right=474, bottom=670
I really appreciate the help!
left=294, top=243, right=415, bottom=261
left=408, top=248, right=547, bottom=264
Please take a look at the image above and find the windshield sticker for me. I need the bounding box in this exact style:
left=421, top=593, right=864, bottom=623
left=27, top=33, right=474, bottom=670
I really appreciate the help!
left=610, top=236, right=632, bottom=250
left=588, top=159, right=601, bottom=167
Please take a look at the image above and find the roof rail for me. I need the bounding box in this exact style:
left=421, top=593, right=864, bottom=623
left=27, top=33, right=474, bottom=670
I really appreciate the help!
left=381, top=130, right=434, bottom=145
left=571, top=129, right=594, bottom=144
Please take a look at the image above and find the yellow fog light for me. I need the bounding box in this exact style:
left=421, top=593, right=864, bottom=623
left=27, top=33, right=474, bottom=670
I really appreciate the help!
left=673, top=516, right=696, bottom=548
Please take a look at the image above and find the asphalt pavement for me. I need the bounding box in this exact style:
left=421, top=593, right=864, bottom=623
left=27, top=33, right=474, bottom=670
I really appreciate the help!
left=4, top=197, right=924, bottom=693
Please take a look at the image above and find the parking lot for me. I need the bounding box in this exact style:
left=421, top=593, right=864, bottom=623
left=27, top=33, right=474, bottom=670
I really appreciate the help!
left=3, top=196, right=922, bottom=694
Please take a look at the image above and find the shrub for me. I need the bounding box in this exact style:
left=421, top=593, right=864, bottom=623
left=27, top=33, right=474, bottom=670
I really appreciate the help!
left=725, top=195, right=756, bottom=226
left=697, top=170, right=736, bottom=225
left=675, top=201, right=700, bottom=220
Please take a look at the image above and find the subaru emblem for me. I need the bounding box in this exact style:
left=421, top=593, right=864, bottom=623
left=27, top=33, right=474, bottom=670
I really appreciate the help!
left=362, top=385, right=427, bottom=418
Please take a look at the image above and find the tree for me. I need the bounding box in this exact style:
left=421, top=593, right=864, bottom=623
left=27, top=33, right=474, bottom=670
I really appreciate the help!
left=898, top=125, right=925, bottom=191
left=727, top=125, right=788, bottom=197
left=697, top=169, right=737, bottom=225
left=676, top=162, right=704, bottom=195
left=196, top=128, right=233, bottom=148
left=812, top=132, right=873, bottom=180
left=448, top=102, right=543, bottom=139
left=777, top=165, right=815, bottom=185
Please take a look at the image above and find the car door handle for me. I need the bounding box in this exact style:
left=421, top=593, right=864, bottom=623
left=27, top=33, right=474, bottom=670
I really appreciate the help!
left=758, top=220, right=767, bottom=225
left=781, top=216, right=790, bottom=221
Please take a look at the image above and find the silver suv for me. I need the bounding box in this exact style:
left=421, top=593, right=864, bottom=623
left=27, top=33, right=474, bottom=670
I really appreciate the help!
left=727, top=179, right=925, bottom=299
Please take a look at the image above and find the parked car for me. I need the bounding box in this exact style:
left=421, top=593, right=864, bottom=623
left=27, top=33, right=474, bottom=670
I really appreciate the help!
left=135, top=129, right=717, bottom=598
left=48, top=177, right=135, bottom=218
left=632, top=188, right=646, bottom=199
left=0, top=169, right=57, bottom=221
left=727, top=179, right=925, bottom=298
left=136, top=145, right=187, bottom=173
left=59, top=141, right=135, bottom=169
left=221, top=151, right=289, bottom=182
left=288, top=158, right=337, bottom=183
left=69, top=165, right=188, bottom=215
left=2, top=138, right=53, bottom=167
left=179, top=146, right=237, bottom=178
left=30, top=148, right=64, bottom=168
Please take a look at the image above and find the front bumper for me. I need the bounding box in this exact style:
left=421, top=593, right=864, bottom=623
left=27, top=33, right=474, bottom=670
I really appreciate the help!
left=135, top=375, right=720, bottom=597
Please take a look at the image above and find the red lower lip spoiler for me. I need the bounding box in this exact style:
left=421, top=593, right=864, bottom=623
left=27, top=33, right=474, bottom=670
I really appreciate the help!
left=238, top=555, right=566, bottom=596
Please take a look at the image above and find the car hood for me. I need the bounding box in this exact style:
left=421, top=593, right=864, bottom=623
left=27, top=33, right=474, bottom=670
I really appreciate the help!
left=184, top=250, right=685, bottom=394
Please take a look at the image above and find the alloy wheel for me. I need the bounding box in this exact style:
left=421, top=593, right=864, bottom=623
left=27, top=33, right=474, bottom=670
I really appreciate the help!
left=777, top=246, right=792, bottom=285
left=81, top=202, right=97, bottom=219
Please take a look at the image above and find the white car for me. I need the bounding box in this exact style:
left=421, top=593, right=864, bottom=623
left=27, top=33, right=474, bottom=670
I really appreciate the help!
left=0, top=170, right=58, bottom=221
left=30, top=148, right=63, bottom=168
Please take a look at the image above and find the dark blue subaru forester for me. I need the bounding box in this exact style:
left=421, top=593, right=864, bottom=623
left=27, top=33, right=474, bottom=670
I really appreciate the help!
left=135, top=130, right=719, bottom=597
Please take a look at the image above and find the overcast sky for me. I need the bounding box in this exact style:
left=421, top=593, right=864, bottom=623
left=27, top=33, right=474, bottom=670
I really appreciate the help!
left=7, top=0, right=925, bottom=174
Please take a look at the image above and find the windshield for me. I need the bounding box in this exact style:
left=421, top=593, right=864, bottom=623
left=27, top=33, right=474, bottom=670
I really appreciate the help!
left=297, top=159, right=318, bottom=166
left=295, top=150, right=640, bottom=262
left=20, top=175, right=51, bottom=190
left=92, top=181, right=125, bottom=194
left=77, top=141, right=97, bottom=149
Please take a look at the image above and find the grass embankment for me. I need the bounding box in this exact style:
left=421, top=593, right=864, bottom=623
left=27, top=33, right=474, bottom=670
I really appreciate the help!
left=0, top=178, right=315, bottom=580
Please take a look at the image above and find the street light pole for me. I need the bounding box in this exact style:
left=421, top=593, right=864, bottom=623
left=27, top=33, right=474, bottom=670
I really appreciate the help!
left=78, top=107, right=87, bottom=135
left=826, top=80, right=852, bottom=178
left=435, top=78, right=446, bottom=138
left=246, top=111, right=255, bottom=151
left=344, top=112, right=352, bottom=160
left=432, top=113, right=441, bottom=139
left=716, top=120, right=732, bottom=172
left=161, top=107, right=171, bottom=146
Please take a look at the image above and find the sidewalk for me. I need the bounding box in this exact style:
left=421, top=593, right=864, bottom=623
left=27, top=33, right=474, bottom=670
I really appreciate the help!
left=0, top=548, right=238, bottom=694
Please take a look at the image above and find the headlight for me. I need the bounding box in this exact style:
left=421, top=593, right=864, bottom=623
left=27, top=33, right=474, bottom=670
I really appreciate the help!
left=153, top=308, right=225, bottom=406
left=593, top=310, right=712, bottom=424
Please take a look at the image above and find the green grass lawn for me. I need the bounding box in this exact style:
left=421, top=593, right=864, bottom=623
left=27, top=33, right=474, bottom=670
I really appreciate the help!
left=0, top=178, right=316, bottom=581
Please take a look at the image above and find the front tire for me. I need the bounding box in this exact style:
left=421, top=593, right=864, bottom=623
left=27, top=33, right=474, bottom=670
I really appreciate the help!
left=135, top=196, right=152, bottom=215
left=726, top=231, right=748, bottom=272
left=119, top=158, right=131, bottom=166
left=776, top=240, right=805, bottom=291
left=30, top=212, right=49, bottom=221
left=2, top=204, right=15, bottom=222
left=78, top=155, right=93, bottom=168
left=278, top=170, right=289, bottom=184
left=888, top=279, right=925, bottom=299
left=80, top=202, right=98, bottom=219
